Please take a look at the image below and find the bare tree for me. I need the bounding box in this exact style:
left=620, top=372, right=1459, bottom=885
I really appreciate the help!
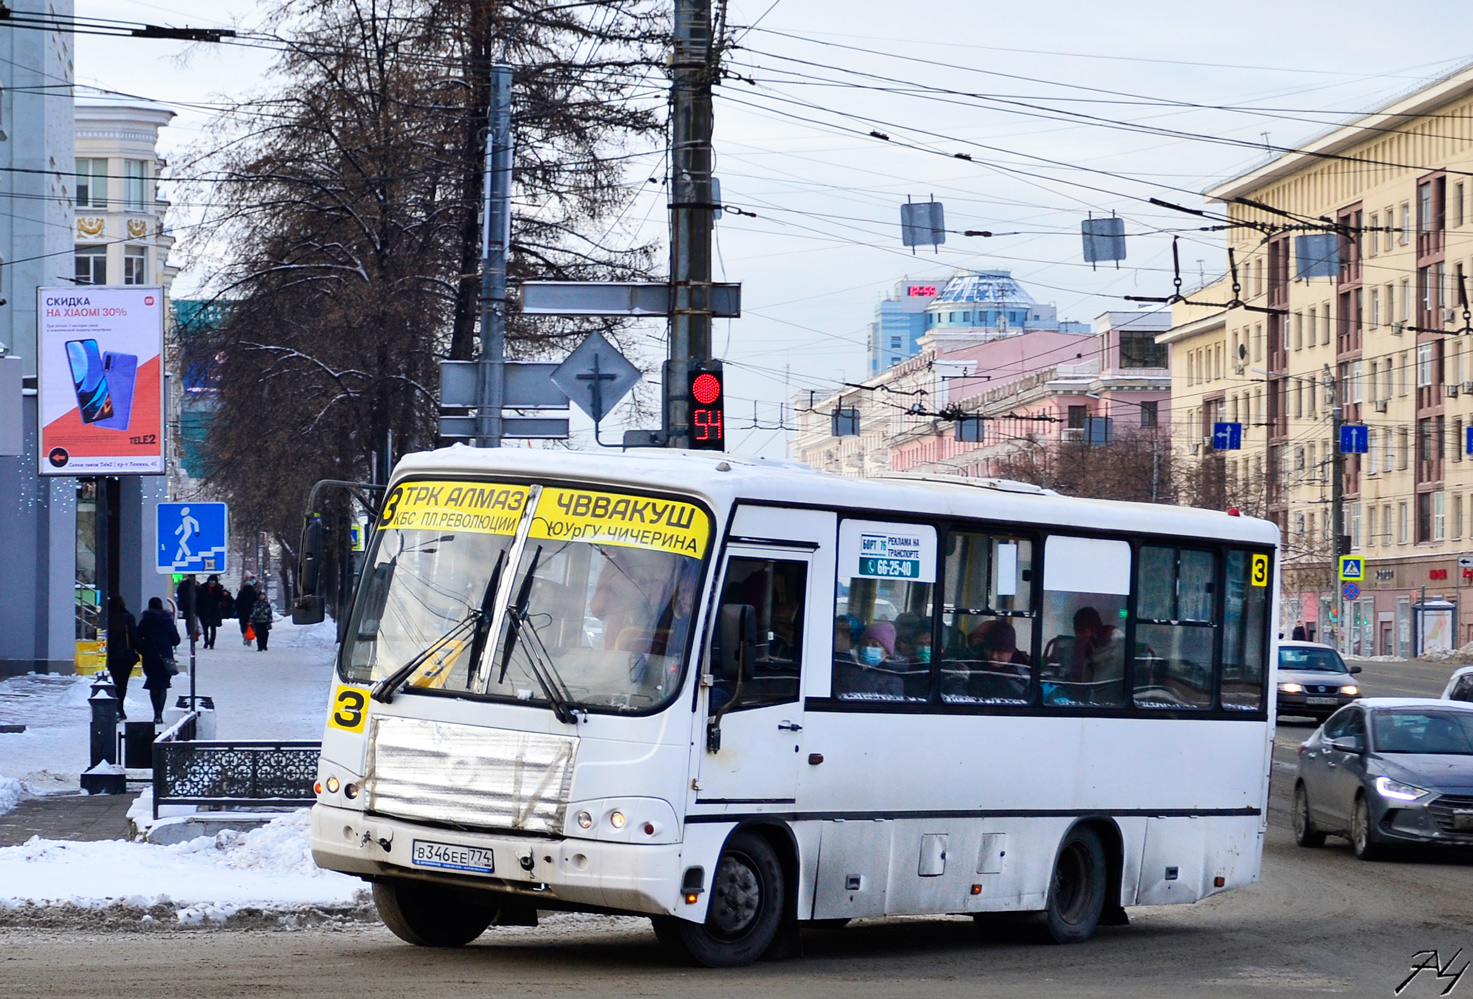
left=180, top=0, right=665, bottom=611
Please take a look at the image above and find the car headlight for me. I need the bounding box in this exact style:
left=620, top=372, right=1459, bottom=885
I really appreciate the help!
left=1278, top=683, right=1304, bottom=694
left=1374, top=775, right=1430, bottom=801
left=1341, top=685, right=1358, bottom=696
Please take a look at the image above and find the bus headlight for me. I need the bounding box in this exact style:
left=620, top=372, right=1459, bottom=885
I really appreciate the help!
left=609, top=810, right=627, bottom=830
left=576, top=810, right=594, bottom=829
left=564, top=798, right=679, bottom=843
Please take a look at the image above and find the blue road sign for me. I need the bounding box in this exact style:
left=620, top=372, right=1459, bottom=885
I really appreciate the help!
left=156, top=502, right=229, bottom=574
left=1466, top=425, right=1473, bottom=455
left=1340, top=424, right=1369, bottom=454
left=1212, top=421, right=1243, bottom=450
left=1343, top=582, right=1360, bottom=601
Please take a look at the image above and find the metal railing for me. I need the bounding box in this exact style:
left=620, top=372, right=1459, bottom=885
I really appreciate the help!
left=152, top=710, right=320, bottom=818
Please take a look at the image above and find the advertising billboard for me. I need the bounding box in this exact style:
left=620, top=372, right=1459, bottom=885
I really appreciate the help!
left=37, top=286, right=165, bottom=475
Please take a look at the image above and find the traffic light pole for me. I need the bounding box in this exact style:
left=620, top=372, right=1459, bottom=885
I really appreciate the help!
left=476, top=63, right=513, bottom=448
left=665, top=0, right=716, bottom=448
left=1328, top=367, right=1345, bottom=652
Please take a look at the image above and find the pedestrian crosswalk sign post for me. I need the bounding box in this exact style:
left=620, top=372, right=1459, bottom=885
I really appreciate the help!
left=156, top=502, right=229, bottom=574
left=1338, top=555, right=1364, bottom=582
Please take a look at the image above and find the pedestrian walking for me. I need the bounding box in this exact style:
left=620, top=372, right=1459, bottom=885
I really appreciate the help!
left=105, top=594, right=141, bottom=721
left=175, top=573, right=201, bottom=642
left=236, top=574, right=258, bottom=646
left=199, top=574, right=227, bottom=649
left=250, top=587, right=274, bottom=652
left=137, top=596, right=181, bottom=725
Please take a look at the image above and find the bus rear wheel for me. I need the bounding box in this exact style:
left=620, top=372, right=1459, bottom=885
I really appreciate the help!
left=654, top=830, right=785, bottom=967
left=373, top=881, right=497, bottom=948
left=1043, top=826, right=1107, bottom=944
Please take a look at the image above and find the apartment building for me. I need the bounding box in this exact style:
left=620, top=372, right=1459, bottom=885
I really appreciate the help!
left=1166, top=63, right=1473, bottom=654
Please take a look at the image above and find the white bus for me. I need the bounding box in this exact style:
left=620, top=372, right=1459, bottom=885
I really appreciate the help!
left=309, top=446, right=1277, bottom=966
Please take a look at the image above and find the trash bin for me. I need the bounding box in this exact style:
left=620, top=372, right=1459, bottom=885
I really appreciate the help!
left=123, top=721, right=157, bottom=769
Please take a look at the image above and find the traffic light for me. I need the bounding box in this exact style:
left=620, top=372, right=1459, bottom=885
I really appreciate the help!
left=686, top=360, right=725, bottom=451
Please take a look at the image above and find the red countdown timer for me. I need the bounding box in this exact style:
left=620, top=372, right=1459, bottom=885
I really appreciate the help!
left=686, top=362, right=725, bottom=451
left=907, top=285, right=937, bottom=297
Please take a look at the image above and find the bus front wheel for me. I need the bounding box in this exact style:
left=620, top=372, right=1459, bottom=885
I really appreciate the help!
left=1043, top=826, right=1107, bottom=944
left=373, top=881, right=497, bottom=948
left=653, top=830, right=786, bottom=967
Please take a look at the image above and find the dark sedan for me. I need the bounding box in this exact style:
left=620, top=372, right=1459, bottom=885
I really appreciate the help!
left=1293, top=698, right=1473, bottom=860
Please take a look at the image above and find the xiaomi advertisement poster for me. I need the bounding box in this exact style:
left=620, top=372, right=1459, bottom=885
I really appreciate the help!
left=37, top=286, right=165, bottom=475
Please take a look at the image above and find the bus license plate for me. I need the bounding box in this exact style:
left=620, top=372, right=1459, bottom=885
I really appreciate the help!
left=411, top=840, right=494, bottom=875
left=1305, top=696, right=1338, bottom=706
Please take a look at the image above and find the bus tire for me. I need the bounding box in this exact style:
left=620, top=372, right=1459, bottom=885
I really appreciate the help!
left=1043, top=826, right=1107, bottom=944
left=372, top=881, right=496, bottom=948
left=655, top=831, right=785, bottom=967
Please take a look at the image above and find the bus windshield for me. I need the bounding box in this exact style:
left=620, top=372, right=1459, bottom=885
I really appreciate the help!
left=339, top=482, right=529, bottom=689
left=483, top=486, right=708, bottom=714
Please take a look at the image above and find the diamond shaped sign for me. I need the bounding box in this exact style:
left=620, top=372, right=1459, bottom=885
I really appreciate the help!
left=550, top=332, right=641, bottom=423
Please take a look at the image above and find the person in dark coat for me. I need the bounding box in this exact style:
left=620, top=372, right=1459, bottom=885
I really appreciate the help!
left=137, top=596, right=181, bottom=724
left=175, top=574, right=200, bottom=642
left=250, top=587, right=274, bottom=651
left=198, top=574, right=227, bottom=649
left=105, top=594, right=141, bottom=721
left=236, top=574, right=258, bottom=646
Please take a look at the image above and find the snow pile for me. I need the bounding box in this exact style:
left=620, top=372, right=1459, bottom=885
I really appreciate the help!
left=1420, top=641, right=1473, bottom=664
left=0, top=809, right=362, bottom=917
left=270, top=619, right=340, bottom=652
left=0, top=776, right=21, bottom=817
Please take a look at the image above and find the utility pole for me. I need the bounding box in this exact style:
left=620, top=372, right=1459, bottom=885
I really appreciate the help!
left=476, top=64, right=513, bottom=448
left=665, top=0, right=717, bottom=448
left=1327, top=366, right=1344, bottom=652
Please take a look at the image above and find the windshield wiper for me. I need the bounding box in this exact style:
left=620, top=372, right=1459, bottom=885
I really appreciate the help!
left=493, top=546, right=582, bottom=724
left=371, top=612, right=480, bottom=703
left=372, top=550, right=508, bottom=704
left=497, top=546, right=541, bottom=684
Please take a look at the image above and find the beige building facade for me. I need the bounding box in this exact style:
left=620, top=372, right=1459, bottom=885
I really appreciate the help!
left=1166, top=64, right=1473, bottom=654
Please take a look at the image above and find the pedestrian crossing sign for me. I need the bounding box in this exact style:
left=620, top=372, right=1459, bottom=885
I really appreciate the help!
left=1338, top=556, right=1364, bottom=582
left=156, top=502, right=229, bottom=574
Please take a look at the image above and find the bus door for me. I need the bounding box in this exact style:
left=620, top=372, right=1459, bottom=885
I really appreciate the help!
left=697, top=541, right=818, bottom=805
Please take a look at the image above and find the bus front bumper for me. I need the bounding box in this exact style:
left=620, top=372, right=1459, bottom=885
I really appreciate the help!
left=310, top=802, right=688, bottom=917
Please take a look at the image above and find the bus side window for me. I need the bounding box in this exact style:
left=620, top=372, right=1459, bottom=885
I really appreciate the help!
left=1133, top=546, right=1216, bottom=710
left=714, top=557, right=805, bottom=711
left=1221, top=550, right=1268, bottom=711
left=1039, top=536, right=1129, bottom=707
left=939, top=532, right=1033, bottom=705
left=1454, top=676, right=1473, bottom=703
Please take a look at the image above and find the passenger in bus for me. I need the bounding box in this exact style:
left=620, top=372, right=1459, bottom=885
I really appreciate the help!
left=1070, top=606, right=1125, bottom=704
left=833, top=620, right=904, bottom=699
left=891, top=613, right=934, bottom=697
left=589, top=547, right=694, bottom=656
left=960, top=620, right=1030, bottom=700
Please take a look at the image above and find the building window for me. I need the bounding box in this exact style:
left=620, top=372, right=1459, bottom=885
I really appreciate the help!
left=1401, top=280, right=1411, bottom=320
left=889, top=336, right=902, bottom=349
left=1398, top=426, right=1410, bottom=469
left=124, top=159, right=146, bottom=211
left=1418, top=343, right=1434, bottom=388
left=1370, top=289, right=1380, bottom=327
left=1294, top=513, right=1306, bottom=536
left=1401, top=203, right=1411, bottom=243
left=1368, top=213, right=1379, bottom=255
left=1418, top=492, right=1434, bottom=544
left=1368, top=506, right=1377, bottom=546
left=1367, top=431, right=1378, bottom=474
left=123, top=246, right=146, bottom=285
left=1457, top=183, right=1467, bottom=228
left=1455, top=494, right=1464, bottom=540
left=962, top=312, right=971, bottom=323
left=1067, top=405, right=1087, bottom=429
left=1457, top=418, right=1466, bottom=463
left=1351, top=502, right=1362, bottom=550
left=1383, top=504, right=1392, bottom=545
left=1399, top=501, right=1410, bottom=544
left=75, top=158, right=107, bottom=208
left=1436, top=491, right=1448, bottom=542
left=1139, top=401, right=1158, bottom=428
left=1119, top=332, right=1167, bottom=368
left=74, top=246, right=106, bottom=285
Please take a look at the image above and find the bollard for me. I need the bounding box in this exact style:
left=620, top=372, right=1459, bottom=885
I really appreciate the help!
left=88, top=686, right=120, bottom=767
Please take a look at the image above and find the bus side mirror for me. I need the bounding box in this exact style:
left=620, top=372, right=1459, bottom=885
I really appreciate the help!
left=716, top=603, right=757, bottom=682
left=292, top=514, right=326, bottom=625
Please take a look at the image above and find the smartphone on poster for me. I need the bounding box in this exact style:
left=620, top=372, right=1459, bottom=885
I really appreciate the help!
left=97, top=352, right=137, bottom=430
left=64, top=338, right=113, bottom=424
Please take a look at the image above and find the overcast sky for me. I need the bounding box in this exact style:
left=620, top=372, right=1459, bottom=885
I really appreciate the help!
left=75, top=1, right=1473, bottom=456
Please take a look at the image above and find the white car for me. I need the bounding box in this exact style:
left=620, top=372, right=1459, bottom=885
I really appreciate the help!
left=1443, top=666, right=1473, bottom=702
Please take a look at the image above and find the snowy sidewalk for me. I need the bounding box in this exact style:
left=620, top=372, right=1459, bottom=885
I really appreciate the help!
left=0, top=619, right=362, bottom=924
